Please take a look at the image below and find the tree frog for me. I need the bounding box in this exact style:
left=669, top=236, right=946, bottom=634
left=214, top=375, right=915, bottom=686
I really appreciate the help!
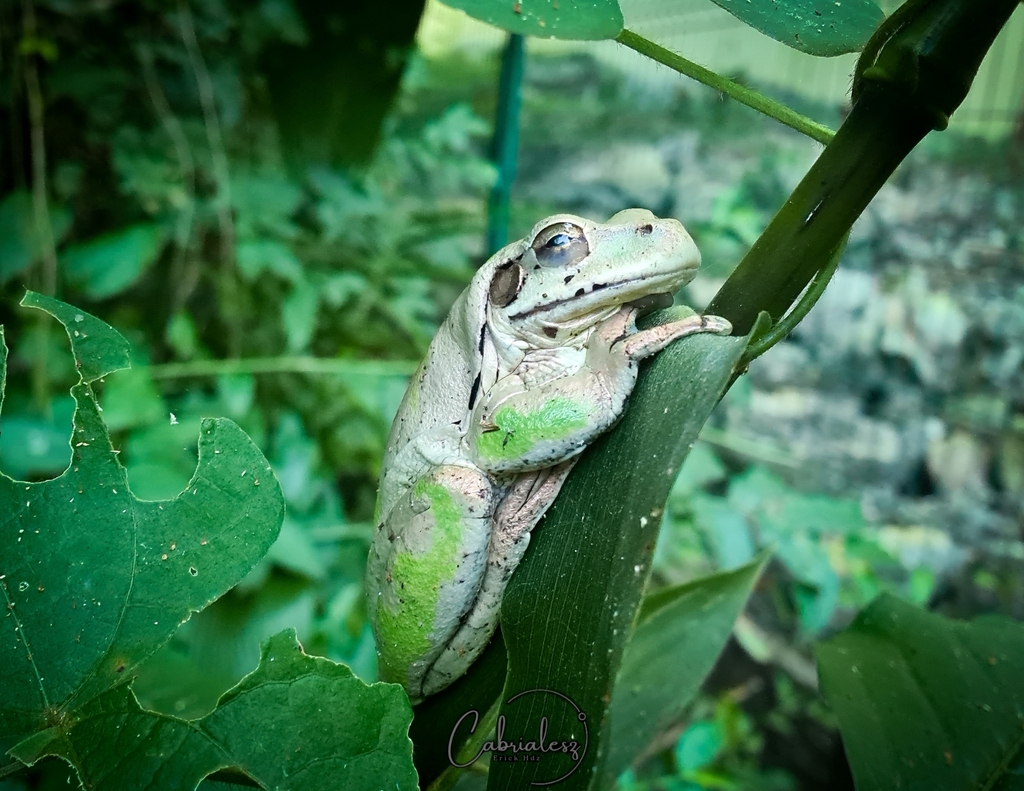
left=365, top=208, right=731, bottom=703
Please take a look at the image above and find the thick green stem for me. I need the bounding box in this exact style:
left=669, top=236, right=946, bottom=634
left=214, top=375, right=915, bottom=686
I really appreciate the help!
left=707, top=0, right=1020, bottom=334
left=740, top=233, right=848, bottom=366
left=616, top=29, right=835, bottom=145
left=708, top=87, right=927, bottom=332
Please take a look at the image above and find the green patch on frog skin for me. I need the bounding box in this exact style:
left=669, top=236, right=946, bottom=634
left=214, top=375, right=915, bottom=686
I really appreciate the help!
left=376, top=479, right=464, bottom=687
left=477, top=396, right=588, bottom=461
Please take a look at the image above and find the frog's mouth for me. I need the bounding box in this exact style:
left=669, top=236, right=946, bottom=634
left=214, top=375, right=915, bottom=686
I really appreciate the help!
left=508, top=270, right=689, bottom=322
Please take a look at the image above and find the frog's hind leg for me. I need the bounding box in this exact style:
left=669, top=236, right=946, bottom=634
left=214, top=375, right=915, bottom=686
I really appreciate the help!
left=422, top=459, right=577, bottom=697
left=369, top=465, right=496, bottom=703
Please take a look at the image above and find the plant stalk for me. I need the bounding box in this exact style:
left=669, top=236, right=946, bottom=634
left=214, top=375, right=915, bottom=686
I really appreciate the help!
left=707, top=0, right=1021, bottom=335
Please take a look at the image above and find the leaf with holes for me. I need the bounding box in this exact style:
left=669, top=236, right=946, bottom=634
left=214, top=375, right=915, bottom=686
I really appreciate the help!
left=10, top=629, right=417, bottom=791
left=0, top=292, right=283, bottom=757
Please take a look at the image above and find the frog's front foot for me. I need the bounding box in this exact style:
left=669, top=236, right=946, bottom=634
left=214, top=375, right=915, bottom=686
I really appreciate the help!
left=620, top=312, right=732, bottom=360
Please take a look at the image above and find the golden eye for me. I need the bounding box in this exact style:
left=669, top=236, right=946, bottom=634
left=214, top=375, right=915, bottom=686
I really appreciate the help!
left=531, top=222, right=590, bottom=268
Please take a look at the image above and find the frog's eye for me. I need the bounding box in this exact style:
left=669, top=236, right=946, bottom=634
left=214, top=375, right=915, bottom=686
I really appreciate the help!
left=531, top=222, right=589, bottom=268
left=489, top=260, right=526, bottom=307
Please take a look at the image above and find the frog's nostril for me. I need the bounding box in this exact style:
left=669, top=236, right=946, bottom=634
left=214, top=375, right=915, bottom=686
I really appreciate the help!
left=638, top=224, right=654, bottom=235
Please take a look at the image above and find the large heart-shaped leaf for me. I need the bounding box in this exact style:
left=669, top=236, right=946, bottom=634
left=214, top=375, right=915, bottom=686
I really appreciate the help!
left=486, top=309, right=757, bottom=790
left=817, top=594, right=1024, bottom=791
left=11, top=630, right=417, bottom=791
left=440, top=0, right=623, bottom=40
left=0, top=293, right=283, bottom=750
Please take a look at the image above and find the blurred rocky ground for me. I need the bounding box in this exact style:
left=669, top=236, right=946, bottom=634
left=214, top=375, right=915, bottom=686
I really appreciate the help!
left=513, top=53, right=1024, bottom=619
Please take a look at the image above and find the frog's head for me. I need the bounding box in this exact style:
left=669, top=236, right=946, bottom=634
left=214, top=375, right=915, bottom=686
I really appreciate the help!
left=486, top=208, right=701, bottom=343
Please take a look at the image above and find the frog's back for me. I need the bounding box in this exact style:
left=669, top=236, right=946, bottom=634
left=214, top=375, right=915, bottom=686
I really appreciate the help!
left=377, top=278, right=490, bottom=518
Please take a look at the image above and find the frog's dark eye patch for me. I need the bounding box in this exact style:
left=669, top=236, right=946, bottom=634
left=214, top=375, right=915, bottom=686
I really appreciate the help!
left=489, top=260, right=526, bottom=307
left=532, top=222, right=589, bottom=268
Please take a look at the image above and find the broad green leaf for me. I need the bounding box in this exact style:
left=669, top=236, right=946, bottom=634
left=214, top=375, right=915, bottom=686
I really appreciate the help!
left=61, top=223, right=163, bottom=298
left=441, top=0, right=622, bottom=40
left=0, top=295, right=284, bottom=751
left=0, top=191, right=71, bottom=283
left=488, top=308, right=758, bottom=791
left=702, top=0, right=885, bottom=56
left=11, top=630, right=418, bottom=791
left=817, top=593, right=1024, bottom=791
left=598, top=555, right=768, bottom=786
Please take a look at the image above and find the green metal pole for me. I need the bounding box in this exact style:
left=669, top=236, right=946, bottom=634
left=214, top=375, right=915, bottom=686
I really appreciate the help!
left=487, top=33, right=525, bottom=256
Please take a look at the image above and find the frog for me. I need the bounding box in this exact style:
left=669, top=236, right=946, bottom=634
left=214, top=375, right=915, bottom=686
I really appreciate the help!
left=365, top=208, right=731, bottom=704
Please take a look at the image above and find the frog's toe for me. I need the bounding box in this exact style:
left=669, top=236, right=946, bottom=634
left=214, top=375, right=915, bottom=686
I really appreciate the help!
left=702, top=315, right=733, bottom=335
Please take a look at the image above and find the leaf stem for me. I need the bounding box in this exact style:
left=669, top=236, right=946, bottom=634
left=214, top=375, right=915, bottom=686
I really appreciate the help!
left=177, top=1, right=240, bottom=355
left=616, top=29, right=835, bottom=145
left=137, top=43, right=198, bottom=312
left=22, top=0, right=57, bottom=297
left=739, top=232, right=848, bottom=366
left=0, top=761, right=24, bottom=781
left=22, top=0, right=58, bottom=412
left=145, top=356, right=417, bottom=380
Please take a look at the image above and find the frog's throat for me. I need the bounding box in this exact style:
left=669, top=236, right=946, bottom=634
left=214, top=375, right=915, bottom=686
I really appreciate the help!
left=488, top=302, right=614, bottom=352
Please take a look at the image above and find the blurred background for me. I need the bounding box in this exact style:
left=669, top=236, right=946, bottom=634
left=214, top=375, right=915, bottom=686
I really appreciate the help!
left=1, top=1, right=1022, bottom=788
